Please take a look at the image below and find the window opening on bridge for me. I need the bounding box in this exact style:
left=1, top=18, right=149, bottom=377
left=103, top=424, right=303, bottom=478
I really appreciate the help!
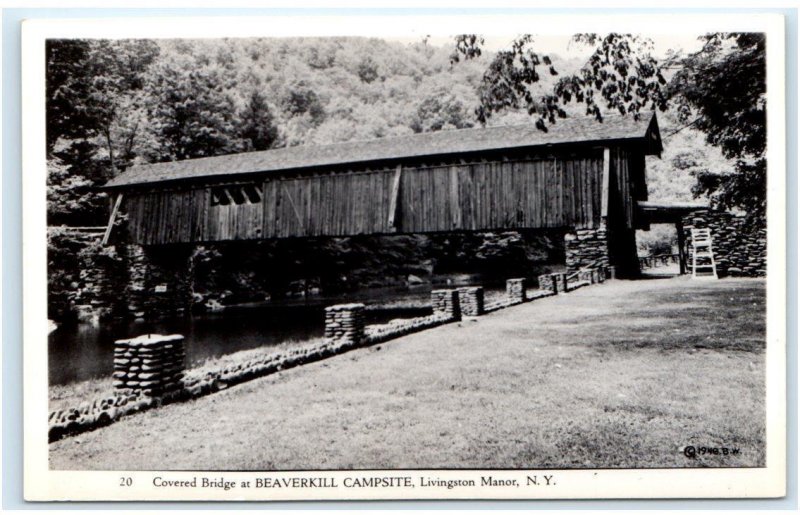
left=243, top=184, right=262, bottom=203
left=228, top=187, right=246, bottom=205
left=211, top=188, right=231, bottom=206
left=211, top=184, right=262, bottom=206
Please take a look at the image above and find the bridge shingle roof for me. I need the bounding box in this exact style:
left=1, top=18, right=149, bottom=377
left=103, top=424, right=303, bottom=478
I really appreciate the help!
left=105, top=113, right=661, bottom=188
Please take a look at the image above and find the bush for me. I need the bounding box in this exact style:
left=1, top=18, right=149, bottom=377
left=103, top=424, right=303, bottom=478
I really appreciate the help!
left=636, top=226, right=677, bottom=257
left=47, top=229, right=88, bottom=321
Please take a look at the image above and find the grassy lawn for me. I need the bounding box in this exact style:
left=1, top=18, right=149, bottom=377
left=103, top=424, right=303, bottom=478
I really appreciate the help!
left=49, top=276, right=766, bottom=470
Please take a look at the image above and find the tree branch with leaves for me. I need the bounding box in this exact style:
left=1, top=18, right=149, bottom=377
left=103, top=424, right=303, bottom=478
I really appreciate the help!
left=453, top=33, right=668, bottom=130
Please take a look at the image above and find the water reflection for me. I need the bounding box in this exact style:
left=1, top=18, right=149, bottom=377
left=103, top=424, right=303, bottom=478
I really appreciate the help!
left=48, top=285, right=449, bottom=385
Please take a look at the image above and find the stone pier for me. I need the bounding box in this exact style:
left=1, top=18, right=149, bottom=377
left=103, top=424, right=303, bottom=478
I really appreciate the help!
left=564, top=223, right=639, bottom=278
left=538, top=273, right=566, bottom=293
left=126, top=244, right=194, bottom=319
left=564, top=226, right=610, bottom=274
left=682, top=210, right=766, bottom=277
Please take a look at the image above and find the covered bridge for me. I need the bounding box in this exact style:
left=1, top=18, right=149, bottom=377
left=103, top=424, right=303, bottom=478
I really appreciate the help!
left=103, top=113, right=664, bottom=317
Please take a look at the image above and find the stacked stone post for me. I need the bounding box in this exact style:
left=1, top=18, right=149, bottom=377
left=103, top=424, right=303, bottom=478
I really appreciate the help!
left=431, top=289, right=461, bottom=321
left=537, top=274, right=555, bottom=293
left=548, top=274, right=559, bottom=293
left=597, top=266, right=606, bottom=283
left=458, top=287, right=484, bottom=317
left=113, top=334, right=185, bottom=398
left=324, top=303, right=366, bottom=346
left=590, top=269, right=600, bottom=284
left=505, top=278, right=527, bottom=303
left=553, top=273, right=567, bottom=293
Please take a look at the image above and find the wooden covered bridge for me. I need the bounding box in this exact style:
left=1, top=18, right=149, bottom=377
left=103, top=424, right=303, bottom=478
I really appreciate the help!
left=103, top=113, right=670, bottom=316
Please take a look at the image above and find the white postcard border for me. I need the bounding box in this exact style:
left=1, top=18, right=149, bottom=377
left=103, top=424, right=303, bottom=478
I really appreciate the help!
left=21, top=12, right=787, bottom=501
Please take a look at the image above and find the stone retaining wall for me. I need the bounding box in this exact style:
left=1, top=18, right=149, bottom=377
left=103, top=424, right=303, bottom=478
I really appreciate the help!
left=74, top=243, right=128, bottom=324
left=364, top=313, right=453, bottom=344
left=49, top=389, right=153, bottom=442
left=48, top=229, right=129, bottom=324
left=682, top=211, right=766, bottom=277
left=49, top=233, right=195, bottom=323
left=566, top=279, right=591, bottom=291
left=483, top=295, right=530, bottom=313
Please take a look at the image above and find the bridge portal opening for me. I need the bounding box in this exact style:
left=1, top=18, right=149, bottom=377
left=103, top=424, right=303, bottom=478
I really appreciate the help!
left=636, top=224, right=682, bottom=276
left=636, top=201, right=712, bottom=276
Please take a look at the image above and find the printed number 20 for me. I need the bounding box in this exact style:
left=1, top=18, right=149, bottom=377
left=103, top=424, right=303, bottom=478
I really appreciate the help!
left=120, top=477, right=132, bottom=487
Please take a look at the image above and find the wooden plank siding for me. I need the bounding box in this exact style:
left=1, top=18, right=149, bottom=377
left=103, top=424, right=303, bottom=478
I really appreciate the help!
left=607, top=146, right=648, bottom=230
left=265, top=170, right=394, bottom=238
left=123, top=148, right=623, bottom=245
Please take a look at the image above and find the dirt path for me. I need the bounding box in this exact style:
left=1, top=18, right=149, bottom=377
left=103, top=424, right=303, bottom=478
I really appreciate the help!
left=50, top=276, right=766, bottom=470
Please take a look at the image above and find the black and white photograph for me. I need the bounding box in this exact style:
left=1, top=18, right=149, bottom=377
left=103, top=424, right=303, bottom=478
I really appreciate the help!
left=21, top=11, right=787, bottom=501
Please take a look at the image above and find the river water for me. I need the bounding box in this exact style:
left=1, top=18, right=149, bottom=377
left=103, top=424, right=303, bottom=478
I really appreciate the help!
left=49, top=283, right=505, bottom=386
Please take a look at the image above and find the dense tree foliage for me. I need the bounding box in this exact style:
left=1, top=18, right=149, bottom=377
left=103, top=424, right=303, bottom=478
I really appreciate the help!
left=239, top=90, right=281, bottom=151
left=46, top=39, right=161, bottom=225
left=410, top=88, right=475, bottom=133
left=46, top=39, right=160, bottom=154
left=669, top=33, right=766, bottom=223
left=142, top=51, right=242, bottom=161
